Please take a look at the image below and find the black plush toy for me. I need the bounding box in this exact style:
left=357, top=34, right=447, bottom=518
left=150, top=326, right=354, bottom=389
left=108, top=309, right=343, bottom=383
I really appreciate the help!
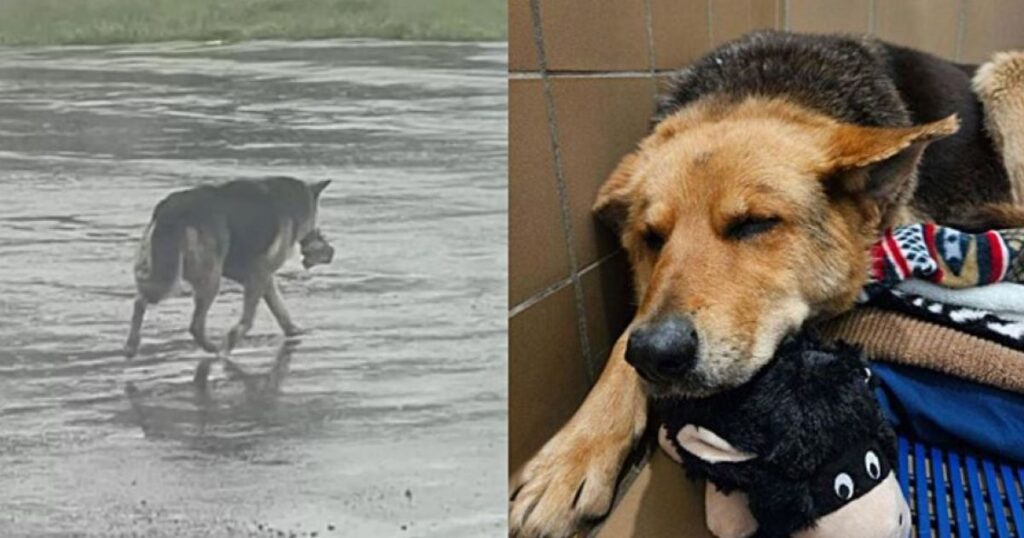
left=654, top=337, right=910, bottom=538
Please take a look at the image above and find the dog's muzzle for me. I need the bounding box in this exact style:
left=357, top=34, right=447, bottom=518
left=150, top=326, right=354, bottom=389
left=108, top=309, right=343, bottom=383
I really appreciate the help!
left=625, top=315, right=700, bottom=385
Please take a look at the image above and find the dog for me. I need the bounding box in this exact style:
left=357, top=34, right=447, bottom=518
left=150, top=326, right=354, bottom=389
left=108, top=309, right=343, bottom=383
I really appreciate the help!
left=124, top=176, right=335, bottom=359
left=510, top=31, right=1024, bottom=537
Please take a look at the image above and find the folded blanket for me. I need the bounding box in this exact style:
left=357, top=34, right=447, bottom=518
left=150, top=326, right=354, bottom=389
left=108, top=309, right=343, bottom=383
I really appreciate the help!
left=863, top=287, right=1024, bottom=350
left=896, top=280, right=1024, bottom=321
left=871, top=362, right=1024, bottom=463
left=869, top=224, right=1024, bottom=288
left=827, top=223, right=1024, bottom=462
left=818, top=308, right=1024, bottom=393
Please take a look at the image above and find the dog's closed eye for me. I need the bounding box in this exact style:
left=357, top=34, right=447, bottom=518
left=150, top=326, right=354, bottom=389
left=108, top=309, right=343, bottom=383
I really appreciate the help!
left=642, top=229, right=666, bottom=251
left=724, top=215, right=781, bottom=241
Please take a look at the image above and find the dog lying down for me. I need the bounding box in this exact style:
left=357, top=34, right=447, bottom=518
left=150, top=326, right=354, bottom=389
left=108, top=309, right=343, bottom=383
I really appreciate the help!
left=124, top=177, right=335, bottom=359
left=656, top=337, right=909, bottom=538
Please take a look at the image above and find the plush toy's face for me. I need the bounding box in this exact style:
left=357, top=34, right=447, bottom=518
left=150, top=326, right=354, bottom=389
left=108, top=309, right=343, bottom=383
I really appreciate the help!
left=662, top=425, right=910, bottom=538
left=795, top=442, right=910, bottom=538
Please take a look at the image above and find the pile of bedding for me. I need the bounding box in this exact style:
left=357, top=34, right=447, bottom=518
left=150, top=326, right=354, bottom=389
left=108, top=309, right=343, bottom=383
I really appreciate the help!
left=818, top=223, right=1024, bottom=462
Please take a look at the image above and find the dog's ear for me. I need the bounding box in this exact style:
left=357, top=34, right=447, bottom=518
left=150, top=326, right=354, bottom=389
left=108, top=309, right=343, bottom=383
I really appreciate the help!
left=823, top=114, right=959, bottom=229
left=310, top=180, right=332, bottom=198
left=593, top=152, right=640, bottom=234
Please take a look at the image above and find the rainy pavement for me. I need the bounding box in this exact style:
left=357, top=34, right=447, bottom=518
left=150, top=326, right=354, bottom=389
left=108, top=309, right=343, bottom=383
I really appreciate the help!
left=0, top=39, right=507, bottom=537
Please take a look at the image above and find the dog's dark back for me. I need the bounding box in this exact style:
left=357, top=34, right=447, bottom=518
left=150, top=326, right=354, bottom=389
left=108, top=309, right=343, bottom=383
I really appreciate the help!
left=882, top=44, right=1011, bottom=220
left=656, top=31, right=1011, bottom=224
left=152, top=176, right=320, bottom=279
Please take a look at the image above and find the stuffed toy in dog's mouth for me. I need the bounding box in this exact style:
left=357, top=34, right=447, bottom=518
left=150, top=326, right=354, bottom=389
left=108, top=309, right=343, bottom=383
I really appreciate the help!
left=300, top=228, right=334, bottom=269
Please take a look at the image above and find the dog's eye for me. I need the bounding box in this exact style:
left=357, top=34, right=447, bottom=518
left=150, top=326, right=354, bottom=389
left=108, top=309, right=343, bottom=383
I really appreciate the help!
left=642, top=229, right=666, bottom=251
left=725, top=215, right=781, bottom=241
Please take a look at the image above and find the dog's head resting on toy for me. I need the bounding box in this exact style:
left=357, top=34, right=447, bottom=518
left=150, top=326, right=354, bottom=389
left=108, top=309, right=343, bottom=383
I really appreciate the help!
left=595, top=91, right=959, bottom=398
left=654, top=336, right=910, bottom=538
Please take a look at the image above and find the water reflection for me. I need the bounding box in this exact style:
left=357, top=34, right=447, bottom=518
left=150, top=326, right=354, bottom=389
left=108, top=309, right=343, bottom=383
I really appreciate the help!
left=0, top=39, right=506, bottom=536
left=125, top=341, right=296, bottom=444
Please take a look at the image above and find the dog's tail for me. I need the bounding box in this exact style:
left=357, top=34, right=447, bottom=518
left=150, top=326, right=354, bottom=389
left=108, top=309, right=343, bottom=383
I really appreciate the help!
left=134, top=198, right=186, bottom=303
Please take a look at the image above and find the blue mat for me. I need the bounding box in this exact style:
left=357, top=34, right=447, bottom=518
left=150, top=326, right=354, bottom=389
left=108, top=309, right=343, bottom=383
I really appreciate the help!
left=898, top=435, right=1024, bottom=537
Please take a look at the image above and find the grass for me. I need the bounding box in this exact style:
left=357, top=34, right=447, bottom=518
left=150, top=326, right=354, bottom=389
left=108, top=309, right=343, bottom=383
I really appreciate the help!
left=0, top=0, right=506, bottom=45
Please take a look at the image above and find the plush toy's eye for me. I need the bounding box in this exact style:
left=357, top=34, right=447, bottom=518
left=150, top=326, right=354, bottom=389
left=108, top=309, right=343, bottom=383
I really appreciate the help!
left=865, top=451, right=881, bottom=480
left=833, top=473, right=854, bottom=500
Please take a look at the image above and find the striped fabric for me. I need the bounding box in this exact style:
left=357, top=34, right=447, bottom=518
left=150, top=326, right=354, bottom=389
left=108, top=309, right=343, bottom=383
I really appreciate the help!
left=870, top=224, right=1024, bottom=289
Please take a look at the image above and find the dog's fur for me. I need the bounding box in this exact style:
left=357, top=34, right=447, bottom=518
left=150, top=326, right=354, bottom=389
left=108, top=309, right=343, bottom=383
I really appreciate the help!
left=510, top=31, right=1024, bottom=538
left=124, top=176, right=333, bottom=358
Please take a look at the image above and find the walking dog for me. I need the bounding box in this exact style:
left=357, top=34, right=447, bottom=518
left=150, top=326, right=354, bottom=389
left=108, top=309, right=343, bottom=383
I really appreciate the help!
left=124, top=176, right=334, bottom=358
left=510, top=31, right=1024, bottom=537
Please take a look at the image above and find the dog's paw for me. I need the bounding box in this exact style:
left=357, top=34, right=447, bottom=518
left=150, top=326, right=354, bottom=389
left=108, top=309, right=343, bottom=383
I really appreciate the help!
left=123, top=337, right=140, bottom=359
left=283, top=324, right=307, bottom=337
left=509, top=433, right=625, bottom=538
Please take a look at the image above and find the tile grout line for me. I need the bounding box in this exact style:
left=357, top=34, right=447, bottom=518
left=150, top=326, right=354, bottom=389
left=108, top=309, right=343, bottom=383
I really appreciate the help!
left=508, top=275, right=574, bottom=319
left=706, top=0, right=714, bottom=48
left=643, top=0, right=659, bottom=105
left=782, top=0, right=790, bottom=31
left=509, top=249, right=624, bottom=319
left=868, top=0, right=876, bottom=34
left=954, top=0, right=969, bottom=62
left=528, top=0, right=597, bottom=382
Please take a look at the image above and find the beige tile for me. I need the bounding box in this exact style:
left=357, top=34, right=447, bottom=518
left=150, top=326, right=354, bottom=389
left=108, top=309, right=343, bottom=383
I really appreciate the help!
left=650, top=0, right=711, bottom=70
left=710, top=0, right=779, bottom=46
left=539, top=0, right=651, bottom=71
left=581, top=252, right=634, bottom=380
left=509, top=286, right=590, bottom=472
left=988, top=0, right=1024, bottom=56
left=509, top=79, right=572, bottom=308
left=509, top=0, right=539, bottom=71
left=875, top=0, right=960, bottom=59
left=787, top=0, right=870, bottom=34
left=550, top=76, right=655, bottom=268
left=959, top=0, right=1024, bottom=64
left=596, top=451, right=711, bottom=537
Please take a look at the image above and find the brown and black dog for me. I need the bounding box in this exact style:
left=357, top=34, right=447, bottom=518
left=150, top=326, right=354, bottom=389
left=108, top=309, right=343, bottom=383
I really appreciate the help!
left=510, top=31, right=1024, bottom=537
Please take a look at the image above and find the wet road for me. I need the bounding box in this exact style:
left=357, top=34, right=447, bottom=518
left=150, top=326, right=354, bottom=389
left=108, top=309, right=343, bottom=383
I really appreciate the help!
left=0, top=39, right=506, bottom=537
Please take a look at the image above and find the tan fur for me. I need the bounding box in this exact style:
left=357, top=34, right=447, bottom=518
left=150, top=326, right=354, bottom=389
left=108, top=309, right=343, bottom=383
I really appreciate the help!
left=974, top=51, right=1024, bottom=203
left=509, top=335, right=646, bottom=538
left=510, top=96, right=958, bottom=537
left=592, top=97, right=954, bottom=396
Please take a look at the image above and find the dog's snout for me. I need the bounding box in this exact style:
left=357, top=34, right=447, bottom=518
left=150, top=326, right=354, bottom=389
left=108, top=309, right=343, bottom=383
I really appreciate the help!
left=625, top=315, right=699, bottom=383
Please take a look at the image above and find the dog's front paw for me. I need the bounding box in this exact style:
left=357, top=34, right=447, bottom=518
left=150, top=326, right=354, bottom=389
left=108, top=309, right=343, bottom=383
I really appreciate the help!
left=509, top=432, right=626, bottom=538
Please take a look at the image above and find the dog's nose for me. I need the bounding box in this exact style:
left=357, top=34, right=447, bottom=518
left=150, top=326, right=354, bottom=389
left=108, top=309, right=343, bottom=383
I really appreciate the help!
left=625, top=315, right=699, bottom=382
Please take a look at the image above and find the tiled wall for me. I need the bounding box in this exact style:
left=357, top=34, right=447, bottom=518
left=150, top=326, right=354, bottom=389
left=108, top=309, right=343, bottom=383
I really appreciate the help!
left=508, top=0, right=1024, bottom=518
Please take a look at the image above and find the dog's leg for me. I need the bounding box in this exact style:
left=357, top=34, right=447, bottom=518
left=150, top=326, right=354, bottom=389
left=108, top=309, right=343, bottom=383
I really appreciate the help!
left=509, top=332, right=647, bottom=538
left=974, top=51, right=1024, bottom=203
left=263, top=278, right=304, bottom=336
left=124, top=295, right=148, bottom=358
left=223, top=276, right=267, bottom=355
left=189, top=274, right=221, bottom=354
